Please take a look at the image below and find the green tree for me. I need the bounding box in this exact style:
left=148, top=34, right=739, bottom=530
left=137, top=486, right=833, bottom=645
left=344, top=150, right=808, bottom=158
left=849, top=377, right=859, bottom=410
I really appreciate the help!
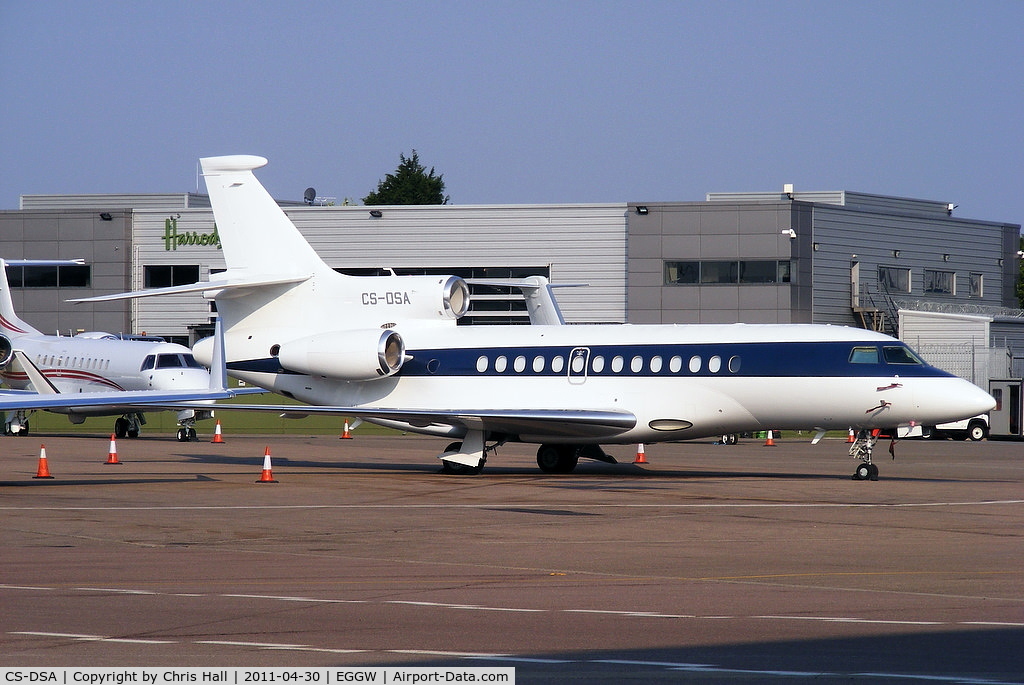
left=362, top=150, right=450, bottom=205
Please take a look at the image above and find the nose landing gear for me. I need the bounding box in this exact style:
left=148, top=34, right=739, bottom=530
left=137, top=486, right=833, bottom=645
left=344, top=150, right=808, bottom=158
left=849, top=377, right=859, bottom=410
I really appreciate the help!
left=849, top=429, right=880, bottom=480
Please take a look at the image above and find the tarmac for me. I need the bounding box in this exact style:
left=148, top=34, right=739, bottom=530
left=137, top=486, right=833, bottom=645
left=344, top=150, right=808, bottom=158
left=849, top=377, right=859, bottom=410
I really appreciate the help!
left=1, top=430, right=1022, bottom=684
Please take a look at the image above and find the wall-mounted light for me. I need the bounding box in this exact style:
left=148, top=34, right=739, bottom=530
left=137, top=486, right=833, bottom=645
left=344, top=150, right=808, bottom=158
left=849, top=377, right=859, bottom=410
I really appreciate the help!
left=636, top=206, right=649, bottom=215
left=99, top=212, right=112, bottom=221
left=369, top=210, right=383, bottom=218
left=943, top=254, right=950, bottom=262
left=946, top=203, right=957, bottom=216
left=781, top=228, right=796, bottom=239
left=893, top=250, right=901, bottom=258
left=813, top=242, right=820, bottom=251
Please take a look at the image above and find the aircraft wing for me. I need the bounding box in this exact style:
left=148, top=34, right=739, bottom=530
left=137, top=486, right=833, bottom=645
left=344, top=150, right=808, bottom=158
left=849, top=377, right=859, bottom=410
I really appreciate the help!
left=163, top=402, right=638, bottom=439
left=0, top=387, right=242, bottom=411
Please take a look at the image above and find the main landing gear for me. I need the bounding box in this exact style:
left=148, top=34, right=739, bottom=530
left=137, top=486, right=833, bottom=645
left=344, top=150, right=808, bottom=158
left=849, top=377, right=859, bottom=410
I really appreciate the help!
left=536, top=444, right=616, bottom=474
left=849, top=429, right=880, bottom=481
left=114, top=413, right=145, bottom=439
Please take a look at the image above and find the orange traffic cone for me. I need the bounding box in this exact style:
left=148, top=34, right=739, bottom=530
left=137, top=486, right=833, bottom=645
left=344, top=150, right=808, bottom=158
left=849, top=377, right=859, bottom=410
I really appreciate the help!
left=105, top=434, right=121, bottom=464
left=255, top=447, right=278, bottom=483
left=846, top=428, right=856, bottom=443
left=33, top=445, right=54, bottom=479
left=211, top=420, right=225, bottom=444
left=340, top=420, right=352, bottom=439
left=764, top=430, right=777, bottom=447
left=633, top=443, right=648, bottom=464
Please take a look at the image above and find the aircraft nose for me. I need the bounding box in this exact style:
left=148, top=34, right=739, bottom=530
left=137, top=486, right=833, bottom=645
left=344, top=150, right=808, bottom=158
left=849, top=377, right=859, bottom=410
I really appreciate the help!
left=149, top=369, right=210, bottom=391
left=945, top=378, right=996, bottom=419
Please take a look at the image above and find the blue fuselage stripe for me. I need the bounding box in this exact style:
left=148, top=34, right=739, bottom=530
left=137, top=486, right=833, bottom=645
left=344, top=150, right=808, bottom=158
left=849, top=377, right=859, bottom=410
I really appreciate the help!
left=229, top=341, right=954, bottom=379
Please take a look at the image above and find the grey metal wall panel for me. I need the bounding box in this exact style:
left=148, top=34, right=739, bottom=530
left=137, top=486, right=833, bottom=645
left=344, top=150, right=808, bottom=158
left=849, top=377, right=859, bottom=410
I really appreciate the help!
left=129, top=204, right=628, bottom=336
left=811, top=204, right=1009, bottom=328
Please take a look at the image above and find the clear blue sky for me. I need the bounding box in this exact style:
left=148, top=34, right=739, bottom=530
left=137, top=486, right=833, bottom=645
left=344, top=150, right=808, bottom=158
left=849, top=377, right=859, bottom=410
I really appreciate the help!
left=2, top=1, right=1021, bottom=225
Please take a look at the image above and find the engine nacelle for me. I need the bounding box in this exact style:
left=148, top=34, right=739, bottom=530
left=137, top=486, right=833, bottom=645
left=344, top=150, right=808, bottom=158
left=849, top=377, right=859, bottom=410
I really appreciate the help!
left=276, top=328, right=405, bottom=381
left=0, top=334, right=13, bottom=368
left=354, top=275, right=470, bottom=321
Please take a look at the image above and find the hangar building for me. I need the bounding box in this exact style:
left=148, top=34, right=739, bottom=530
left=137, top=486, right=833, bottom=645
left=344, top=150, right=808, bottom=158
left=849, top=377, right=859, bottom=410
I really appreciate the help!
left=2, top=186, right=1020, bottom=383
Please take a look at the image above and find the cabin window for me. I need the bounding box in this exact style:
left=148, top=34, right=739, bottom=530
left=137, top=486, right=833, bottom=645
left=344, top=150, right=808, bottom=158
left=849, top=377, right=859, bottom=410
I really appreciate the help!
left=476, top=356, right=488, bottom=372
left=630, top=356, right=643, bottom=373
left=494, top=355, right=508, bottom=373
left=688, top=355, right=702, bottom=373
left=532, top=356, right=545, bottom=373
left=669, top=356, right=683, bottom=373
left=650, top=356, right=663, bottom=373
left=551, top=356, right=565, bottom=373
left=883, top=346, right=923, bottom=365
left=591, top=355, right=605, bottom=373
left=514, top=356, right=527, bottom=373
left=611, top=356, right=624, bottom=373
left=728, top=355, right=742, bottom=373
left=709, top=355, right=722, bottom=373
left=849, top=347, right=879, bottom=364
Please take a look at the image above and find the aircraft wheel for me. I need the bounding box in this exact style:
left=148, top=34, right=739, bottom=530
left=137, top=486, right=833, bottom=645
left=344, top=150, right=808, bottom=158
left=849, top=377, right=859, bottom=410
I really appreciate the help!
left=114, top=418, right=129, bottom=439
left=868, top=463, right=879, bottom=481
left=188, top=427, right=197, bottom=441
left=440, top=442, right=482, bottom=475
left=537, top=445, right=579, bottom=474
left=17, top=420, right=29, bottom=436
left=176, top=427, right=189, bottom=442
left=127, top=428, right=140, bottom=439
left=853, top=463, right=872, bottom=481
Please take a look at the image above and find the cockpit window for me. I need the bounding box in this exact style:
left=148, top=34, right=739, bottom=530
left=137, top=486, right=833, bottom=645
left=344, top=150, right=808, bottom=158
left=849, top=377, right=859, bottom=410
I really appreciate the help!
left=883, top=345, right=923, bottom=365
left=140, top=355, right=155, bottom=372
left=181, top=354, right=205, bottom=369
left=849, top=346, right=879, bottom=364
left=156, top=354, right=184, bottom=368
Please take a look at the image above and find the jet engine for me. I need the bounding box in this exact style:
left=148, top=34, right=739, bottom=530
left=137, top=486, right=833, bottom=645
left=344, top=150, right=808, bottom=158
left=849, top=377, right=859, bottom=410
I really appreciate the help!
left=276, top=328, right=405, bottom=381
left=353, top=275, right=470, bottom=321
left=0, top=334, right=13, bottom=368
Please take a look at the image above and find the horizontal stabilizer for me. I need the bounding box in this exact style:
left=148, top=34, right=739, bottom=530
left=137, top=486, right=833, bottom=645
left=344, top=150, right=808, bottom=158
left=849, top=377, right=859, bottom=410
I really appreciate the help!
left=68, top=274, right=312, bottom=303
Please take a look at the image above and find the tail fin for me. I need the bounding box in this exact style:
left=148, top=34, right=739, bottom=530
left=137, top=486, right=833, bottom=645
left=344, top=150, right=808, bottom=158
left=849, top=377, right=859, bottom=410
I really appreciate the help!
left=0, top=259, right=41, bottom=337
left=200, top=156, right=330, bottom=279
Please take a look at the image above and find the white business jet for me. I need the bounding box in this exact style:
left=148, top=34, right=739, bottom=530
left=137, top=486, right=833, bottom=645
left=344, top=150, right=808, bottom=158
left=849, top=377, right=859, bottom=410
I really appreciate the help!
left=79, top=156, right=995, bottom=479
left=0, top=259, right=216, bottom=441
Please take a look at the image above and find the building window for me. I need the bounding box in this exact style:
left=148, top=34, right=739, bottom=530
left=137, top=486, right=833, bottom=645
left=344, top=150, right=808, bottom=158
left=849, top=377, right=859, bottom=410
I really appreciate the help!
left=969, top=273, right=983, bottom=298
left=6, top=264, right=91, bottom=288
left=878, top=266, right=911, bottom=294
left=144, top=265, right=200, bottom=288
left=664, top=260, right=792, bottom=285
left=924, top=269, right=955, bottom=295
left=664, top=261, right=699, bottom=284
